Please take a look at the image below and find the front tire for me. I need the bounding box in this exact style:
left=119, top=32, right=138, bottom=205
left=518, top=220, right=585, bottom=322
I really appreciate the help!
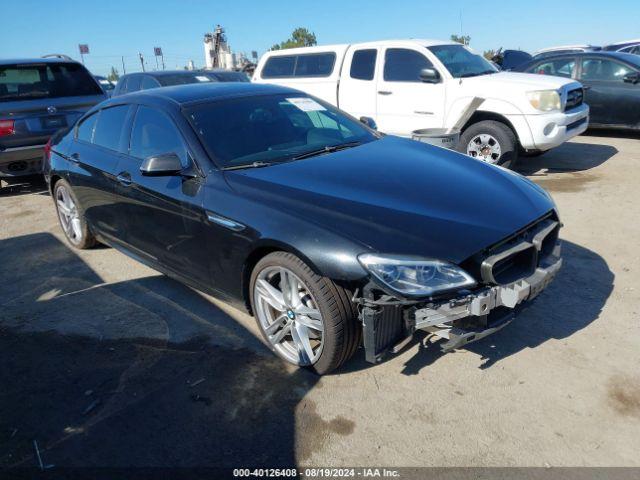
left=458, top=120, right=518, bottom=169
left=250, top=252, right=360, bottom=375
left=53, top=179, right=96, bottom=249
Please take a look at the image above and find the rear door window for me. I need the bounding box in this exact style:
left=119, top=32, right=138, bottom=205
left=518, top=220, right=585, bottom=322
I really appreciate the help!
left=0, top=62, right=103, bottom=102
left=130, top=106, right=188, bottom=165
left=93, top=105, right=131, bottom=152
left=350, top=49, right=377, bottom=80
left=528, top=58, right=576, bottom=78
left=383, top=49, right=433, bottom=82
left=76, top=112, right=98, bottom=143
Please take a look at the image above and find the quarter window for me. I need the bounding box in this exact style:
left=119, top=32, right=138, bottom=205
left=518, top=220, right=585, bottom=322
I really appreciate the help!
left=124, top=75, right=142, bottom=93
left=76, top=112, right=98, bottom=143
left=581, top=59, right=633, bottom=81
left=350, top=49, right=377, bottom=80
left=140, top=76, right=160, bottom=90
left=261, top=53, right=336, bottom=78
left=93, top=105, right=131, bottom=152
left=130, top=106, right=188, bottom=164
left=383, top=49, right=433, bottom=82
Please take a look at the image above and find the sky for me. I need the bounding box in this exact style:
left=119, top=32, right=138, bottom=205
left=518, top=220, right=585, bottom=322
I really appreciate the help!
left=2, top=0, right=639, bottom=76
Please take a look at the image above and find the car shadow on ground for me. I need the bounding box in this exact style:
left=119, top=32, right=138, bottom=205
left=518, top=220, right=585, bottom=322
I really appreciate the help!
left=0, top=175, right=48, bottom=197
left=0, top=233, right=321, bottom=468
left=393, top=240, right=614, bottom=375
left=516, top=141, right=618, bottom=176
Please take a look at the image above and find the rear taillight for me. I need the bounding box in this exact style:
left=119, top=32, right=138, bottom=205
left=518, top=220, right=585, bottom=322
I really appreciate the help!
left=0, top=119, right=15, bottom=137
left=44, top=138, right=52, bottom=161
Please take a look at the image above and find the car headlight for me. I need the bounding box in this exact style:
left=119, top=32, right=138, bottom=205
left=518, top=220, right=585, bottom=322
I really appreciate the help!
left=358, top=254, right=476, bottom=297
left=527, top=90, right=561, bottom=112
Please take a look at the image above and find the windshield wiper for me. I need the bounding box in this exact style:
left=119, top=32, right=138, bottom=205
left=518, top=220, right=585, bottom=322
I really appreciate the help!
left=292, top=141, right=362, bottom=160
left=459, top=70, right=497, bottom=78
left=222, top=161, right=274, bottom=171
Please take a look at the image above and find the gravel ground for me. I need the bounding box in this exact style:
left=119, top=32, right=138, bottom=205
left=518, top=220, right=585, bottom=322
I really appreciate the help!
left=0, top=131, right=639, bottom=469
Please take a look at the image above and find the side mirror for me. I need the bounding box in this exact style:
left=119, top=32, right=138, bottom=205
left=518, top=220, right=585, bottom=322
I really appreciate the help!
left=359, top=116, right=377, bottom=130
left=623, top=72, right=640, bottom=84
left=419, top=68, right=441, bottom=83
left=140, top=152, right=183, bottom=176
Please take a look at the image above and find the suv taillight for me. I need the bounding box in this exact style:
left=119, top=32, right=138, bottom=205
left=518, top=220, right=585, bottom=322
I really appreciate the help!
left=44, top=138, right=52, bottom=161
left=0, top=120, right=15, bottom=137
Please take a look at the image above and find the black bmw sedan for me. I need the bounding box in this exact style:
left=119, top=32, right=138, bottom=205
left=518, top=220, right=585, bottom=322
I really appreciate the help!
left=44, top=83, right=562, bottom=374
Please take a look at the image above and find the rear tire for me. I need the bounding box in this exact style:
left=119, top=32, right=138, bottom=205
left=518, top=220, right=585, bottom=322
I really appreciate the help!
left=250, top=251, right=360, bottom=375
left=53, top=179, right=96, bottom=250
left=458, top=120, right=518, bottom=169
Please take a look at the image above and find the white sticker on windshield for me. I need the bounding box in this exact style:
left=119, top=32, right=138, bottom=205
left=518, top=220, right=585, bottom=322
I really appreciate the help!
left=286, top=97, right=326, bottom=112
left=195, top=75, right=211, bottom=82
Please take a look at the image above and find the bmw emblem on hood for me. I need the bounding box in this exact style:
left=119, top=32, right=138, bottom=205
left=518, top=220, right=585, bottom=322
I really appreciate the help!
left=47, top=106, right=57, bottom=114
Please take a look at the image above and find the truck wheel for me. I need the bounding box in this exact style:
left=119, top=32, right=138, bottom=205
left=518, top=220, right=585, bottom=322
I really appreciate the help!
left=458, top=120, right=518, bottom=169
left=250, top=251, right=360, bottom=375
left=53, top=179, right=96, bottom=249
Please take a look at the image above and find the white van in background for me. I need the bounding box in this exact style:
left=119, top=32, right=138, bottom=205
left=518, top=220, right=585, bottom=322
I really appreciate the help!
left=253, top=40, right=589, bottom=167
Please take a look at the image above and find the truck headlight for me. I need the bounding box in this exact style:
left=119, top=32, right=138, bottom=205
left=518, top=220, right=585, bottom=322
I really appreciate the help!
left=527, top=90, right=561, bottom=112
left=358, top=254, right=476, bottom=297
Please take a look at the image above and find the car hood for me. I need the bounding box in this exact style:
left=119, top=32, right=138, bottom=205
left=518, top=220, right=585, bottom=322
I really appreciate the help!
left=224, top=136, right=554, bottom=264
left=463, top=71, right=579, bottom=90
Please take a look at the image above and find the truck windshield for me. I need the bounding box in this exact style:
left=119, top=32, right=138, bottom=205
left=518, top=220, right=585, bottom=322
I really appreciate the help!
left=0, top=62, right=103, bottom=102
left=428, top=45, right=498, bottom=78
left=185, top=93, right=378, bottom=169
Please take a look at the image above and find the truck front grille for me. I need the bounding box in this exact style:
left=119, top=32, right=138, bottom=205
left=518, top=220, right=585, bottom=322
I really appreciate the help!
left=565, top=88, right=584, bottom=111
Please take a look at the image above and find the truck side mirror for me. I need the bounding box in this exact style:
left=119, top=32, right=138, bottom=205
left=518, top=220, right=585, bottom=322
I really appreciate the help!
left=359, top=116, right=377, bottom=130
left=623, top=72, right=640, bottom=84
left=419, top=68, right=441, bottom=84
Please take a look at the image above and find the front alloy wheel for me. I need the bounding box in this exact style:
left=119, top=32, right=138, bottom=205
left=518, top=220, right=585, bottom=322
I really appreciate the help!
left=250, top=252, right=360, bottom=375
left=254, top=265, right=325, bottom=365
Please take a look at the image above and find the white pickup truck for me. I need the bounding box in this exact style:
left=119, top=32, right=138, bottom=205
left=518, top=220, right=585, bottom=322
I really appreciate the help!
left=253, top=39, right=589, bottom=167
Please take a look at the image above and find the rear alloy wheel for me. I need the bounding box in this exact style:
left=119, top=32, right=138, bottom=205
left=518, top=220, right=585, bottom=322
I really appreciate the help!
left=458, top=120, right=518, bottom=169
left=53, top=179, right=95, bottom=249
left=250, top=252, right=360, bottom=375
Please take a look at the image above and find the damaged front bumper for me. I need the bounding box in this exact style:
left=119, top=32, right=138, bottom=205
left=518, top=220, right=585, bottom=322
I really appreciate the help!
left=356, top=243, right=562, bottom=364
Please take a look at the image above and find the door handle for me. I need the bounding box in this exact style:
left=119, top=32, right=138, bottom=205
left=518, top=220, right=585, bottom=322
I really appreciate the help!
left=116, top=172, right=132, bottom=187
left=69, top=152, right=80, bottom=162
left=377, top=90, right=393, bottom=95
left=582, top=86, right=592, bottom=91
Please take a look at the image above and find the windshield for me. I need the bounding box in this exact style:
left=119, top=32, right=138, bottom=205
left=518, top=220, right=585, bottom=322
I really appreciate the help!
left=428, top=44, right=498, bottom=78
left=186, top=93, right=377, bottom=168
left=0, top=62, right=103, bottom=102
left=157, top=71, right=249, bottom=87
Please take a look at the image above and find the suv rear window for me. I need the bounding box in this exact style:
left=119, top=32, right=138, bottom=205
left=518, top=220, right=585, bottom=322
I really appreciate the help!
left=261, top=53, right=336, bottom=78
left=0, top=62, right=103, bottom=102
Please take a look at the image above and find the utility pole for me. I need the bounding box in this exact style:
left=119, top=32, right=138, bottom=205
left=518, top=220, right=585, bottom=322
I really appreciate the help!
left=138, top=52, right=145, bottom=72
left=121, top=56, right=126, bottom=75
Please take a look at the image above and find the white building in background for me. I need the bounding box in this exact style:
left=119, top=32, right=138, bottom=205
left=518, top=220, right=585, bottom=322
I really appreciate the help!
left=203, top=24, right=257, bottom=71
left=204, top=25, right=236, bottom=70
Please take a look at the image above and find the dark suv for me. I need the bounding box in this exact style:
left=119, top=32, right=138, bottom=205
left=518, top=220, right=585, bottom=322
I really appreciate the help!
left=0, top=58, right=106, bottom=187
left=112, top=69, right=249, bottom=97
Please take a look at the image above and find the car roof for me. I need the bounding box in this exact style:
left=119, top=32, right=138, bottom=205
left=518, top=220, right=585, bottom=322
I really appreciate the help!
left=517, top=50, right=640, bottom=70
left=104, top=82, right=298, bottom=107
left=534, top=44, right=599, bottom=54
left=263, top=39, right=458, bottom=56
left=121, top=69, right=237, bottom=78
left=0, top=58, right=83, bottom=66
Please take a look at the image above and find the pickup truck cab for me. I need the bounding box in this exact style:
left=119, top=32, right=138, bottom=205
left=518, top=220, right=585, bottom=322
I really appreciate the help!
left=253, top=39, right=589, bottom=167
